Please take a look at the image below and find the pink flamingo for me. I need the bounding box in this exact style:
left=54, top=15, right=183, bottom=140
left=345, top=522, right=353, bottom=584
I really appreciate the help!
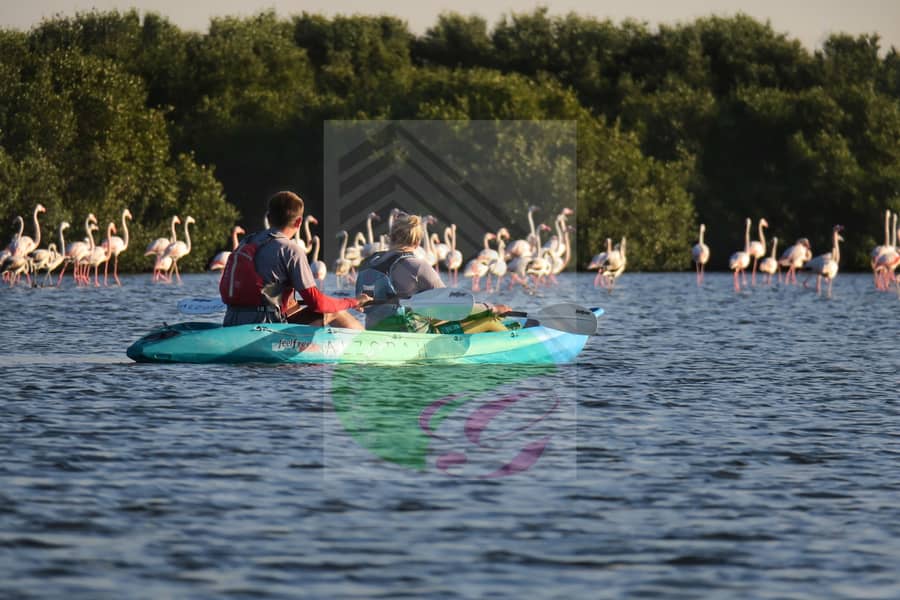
left=692, top=223, right=710, bottom=285
left=444, top=224, right=463, bottom=286
left=748, top=218, right=768, bottom=285
left=310, top=235, right=327, bottom=282
left=158, top=215, right=194, bottom=284
left=209, top=225, right=246, bottom=271
left=58, top=214, right=96, bottom=286
left=728, top=218, right=751, bottom=292
left=758, top=237, right=779, bottom=285
left=101, top=208, right=131, bottom=285
left=803, top=225, right=844, bottom=296
left=146, top=216, right=180, bottom=282
left=778, top=238, right=812, bottom=285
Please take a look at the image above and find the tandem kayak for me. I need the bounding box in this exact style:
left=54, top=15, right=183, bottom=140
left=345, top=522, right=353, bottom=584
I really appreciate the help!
left=126, top=308, right=603, bottom=365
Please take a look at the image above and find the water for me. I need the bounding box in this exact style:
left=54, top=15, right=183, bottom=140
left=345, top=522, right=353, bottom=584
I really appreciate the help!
left=1, top=272, right=899, bottom=598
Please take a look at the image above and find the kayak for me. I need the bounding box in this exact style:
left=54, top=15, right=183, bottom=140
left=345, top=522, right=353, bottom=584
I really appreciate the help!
left=126, top=308, right=603, bottom=365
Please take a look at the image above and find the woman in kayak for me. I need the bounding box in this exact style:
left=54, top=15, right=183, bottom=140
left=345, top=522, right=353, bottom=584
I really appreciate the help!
left=356, top=212, right=510, bottom=332
left=222, top=191, right=371, bottom=327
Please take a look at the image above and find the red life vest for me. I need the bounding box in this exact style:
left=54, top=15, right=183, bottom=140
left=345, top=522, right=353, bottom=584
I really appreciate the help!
left=219, top=235, right=294, bottom=312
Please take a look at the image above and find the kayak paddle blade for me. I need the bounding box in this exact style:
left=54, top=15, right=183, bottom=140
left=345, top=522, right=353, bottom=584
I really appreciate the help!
left=178, top=297, right=226, bottom=315
left=531, top=303, right=599, bottom=335
left=405, top=288, right=474, bottom=321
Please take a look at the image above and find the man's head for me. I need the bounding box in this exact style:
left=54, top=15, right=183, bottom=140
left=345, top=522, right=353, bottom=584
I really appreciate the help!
left=267, top=191, right=304, bottom=229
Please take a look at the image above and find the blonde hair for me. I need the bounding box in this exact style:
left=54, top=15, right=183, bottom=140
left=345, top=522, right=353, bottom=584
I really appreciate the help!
left=389, top=213, right=423, bottom=249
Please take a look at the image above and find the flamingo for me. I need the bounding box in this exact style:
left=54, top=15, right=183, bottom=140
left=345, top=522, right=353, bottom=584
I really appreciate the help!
left=747, top=218, right=769, bottom=285
left=432, top=230, right=451, bottom=267
left=778, top=238, right=812, bottom=285
left=1, top=253, right=30, bottom=287
left=600, top=237, right=627, bottom=291
left=588, top=238, right=611, bottom=288
left=803, top=225, right=844, bottom=296
left=871, top=210, right=893, bottom=288
left=159, top=215, right=194, bottom=283
left=488, top=231, right=508, bottom=292
left=209, top=225, right=246, bottom=271
left=101, top=208, right=132, bottom=285
left=506, top=206, right=537, bottom=260
left=58, top=214, right=96, bottom=286
left=333, top=230, right=352, bottom=289
left=85, top=222, right=115, bottom=287
left=873, top=217, right=899, bottom=289
left=550, top=224, right=574, bottom=280
left=310, top=235, right=327, bottom=282
left=4, top=215, right=24, bottom=254
left=147, top=216, right=180, bottom=282
left=728, top=218, right=752, bottom=292
left=462, top=253, right=490, bottom=292
left=758, top=237, right=779, bottom=286
left=294, top=215, right=317, bottom=255
left=444, top=224, right=463, bottom=286
left=692, top=224, right=710, bottom=285
left=1, top=216, right=24, bottom=285
left=361, top=212, right=381, bottom=258
left=9, top=204, right=46, bottom=259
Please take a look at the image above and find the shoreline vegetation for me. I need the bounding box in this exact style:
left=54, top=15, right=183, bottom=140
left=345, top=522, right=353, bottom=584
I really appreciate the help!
left=1, top=8, right=899, bottom=273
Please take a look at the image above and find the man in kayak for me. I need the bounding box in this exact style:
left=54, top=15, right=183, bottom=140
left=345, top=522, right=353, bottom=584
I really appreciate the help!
left=222, top=191, right=371, bottom=328
left=356, top=212, right=510, bottom=332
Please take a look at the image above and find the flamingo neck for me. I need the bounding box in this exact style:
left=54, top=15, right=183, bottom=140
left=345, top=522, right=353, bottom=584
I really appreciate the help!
left=170, top=218, right=179, bottom=243
left=699, top=226, right=705, bottom=245
left=14, top=216, right=24, bottom=237
left=231, top=228, right=241, bottom=250
left=183, top=220, right=192, bottom=253
left=305, top=217, right=313, bottom=244
left=339, top=232, right=348, bottom=257
left=366, top=217, right=374, bottom=244
left=312, top=236, right=321, bottom=262
left=121, top=212, right=130, bottom=248
left=885, top=211, right=891, bottom=246
left=758, top=222, right=766, bottom=246
left=32, top=207, right=42, bottom=248
left=59, top=224, right=67, bottom=252
left=527, top=209, right=536, bottom=238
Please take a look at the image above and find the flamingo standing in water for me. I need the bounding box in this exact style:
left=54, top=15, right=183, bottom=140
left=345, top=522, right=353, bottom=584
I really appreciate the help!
left=146, top=216, right=180, bottom=282
left=506, top=206, right=537, bottom=261
left=444, top=224, right=463, bottom=286
left=600, top=237, right=627, bottom=291
left=747, top=218, right=769, bottom=286
left=333, top=230, right=352, bottom=289
left=361, top=212, right=382, bottom=258
left=209, top=225, right=246, bottom=272
left=758, top=237, right=779, bottom=286
left=310, top=235, right=327, bottom=283
left=487, top=229, right=509, bottom=292
left=101, top=208, right=131, bottom=285
left=778, top=238, right=812, bottom=285
left=692, top=224, right=710, bottom=285
left=588, top=238, right=612, bottom=288
left=85, top=221, right=116, bottom=287
left=873, top=216, right=899, bottom=289
left=158, top=216, right=194, bottom=283
left=10, top=204, right=46, bottom=259
left=803, top=225, right=844, bottom=296
left=871, top=210, right=893, bottom=288
left=728, top=218, right=752, bottom=292
left=294, top=215, right=317, bottom=255
left=58, top=214, right=96, bottom=286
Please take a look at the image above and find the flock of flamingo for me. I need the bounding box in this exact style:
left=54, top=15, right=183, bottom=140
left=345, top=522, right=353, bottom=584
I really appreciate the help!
left=691, top=210, right=900, bottom=295
left=2, top=203, right=899, bottom=299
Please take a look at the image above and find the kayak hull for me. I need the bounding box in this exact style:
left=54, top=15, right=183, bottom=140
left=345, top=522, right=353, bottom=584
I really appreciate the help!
left=126, top=308, right=603, bottom=365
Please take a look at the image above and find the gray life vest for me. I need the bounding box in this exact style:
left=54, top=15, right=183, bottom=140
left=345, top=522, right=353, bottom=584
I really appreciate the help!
left=354, top=250, right=414, bottom=301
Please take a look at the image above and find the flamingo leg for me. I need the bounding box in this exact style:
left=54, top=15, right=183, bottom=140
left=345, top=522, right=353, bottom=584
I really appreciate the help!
left=751, top=260, right=758, bottom=286
left=113, top=254, right=121, bottom=286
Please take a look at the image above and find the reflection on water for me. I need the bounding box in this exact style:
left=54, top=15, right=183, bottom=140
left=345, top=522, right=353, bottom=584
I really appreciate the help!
left=1, top=272, right=899, bottom=597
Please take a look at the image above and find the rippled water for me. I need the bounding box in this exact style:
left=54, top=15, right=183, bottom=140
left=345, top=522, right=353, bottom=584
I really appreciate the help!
left=1, top=272, right=898, bottom=598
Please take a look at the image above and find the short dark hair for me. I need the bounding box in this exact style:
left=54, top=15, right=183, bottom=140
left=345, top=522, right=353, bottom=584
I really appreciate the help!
left=267, top=191, right=304, bottom=228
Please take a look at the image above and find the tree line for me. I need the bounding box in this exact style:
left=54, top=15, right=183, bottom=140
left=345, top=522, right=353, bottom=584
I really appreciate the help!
left=1, top=8, right=898, bottom=272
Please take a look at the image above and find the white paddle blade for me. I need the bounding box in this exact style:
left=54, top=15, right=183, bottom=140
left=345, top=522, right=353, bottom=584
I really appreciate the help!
left=405, top=288, right=474, bottom=321
left=178, top=297, right=226, bottom=315
left=533, top=303, right=599, bottom=335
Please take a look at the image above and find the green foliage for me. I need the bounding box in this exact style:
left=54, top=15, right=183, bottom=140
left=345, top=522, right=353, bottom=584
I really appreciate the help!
left=2, top=9, right=900, bottom=272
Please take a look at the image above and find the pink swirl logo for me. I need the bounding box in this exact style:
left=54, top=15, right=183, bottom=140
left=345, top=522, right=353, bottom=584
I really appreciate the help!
left=418, top=391, right=561, bottom=478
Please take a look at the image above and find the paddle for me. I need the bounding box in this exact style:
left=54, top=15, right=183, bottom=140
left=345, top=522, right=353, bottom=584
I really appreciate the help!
left=176, top=287, right=475, bottom=321
left=503, top=303, right=601, bottom=335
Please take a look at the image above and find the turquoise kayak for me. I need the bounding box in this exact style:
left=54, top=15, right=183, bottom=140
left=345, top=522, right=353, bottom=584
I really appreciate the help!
left=126, top=308, right=603, bottom=365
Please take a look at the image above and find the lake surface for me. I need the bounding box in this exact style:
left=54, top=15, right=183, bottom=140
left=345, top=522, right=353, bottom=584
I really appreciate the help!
left=1, top=272, right=898, bottom=598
